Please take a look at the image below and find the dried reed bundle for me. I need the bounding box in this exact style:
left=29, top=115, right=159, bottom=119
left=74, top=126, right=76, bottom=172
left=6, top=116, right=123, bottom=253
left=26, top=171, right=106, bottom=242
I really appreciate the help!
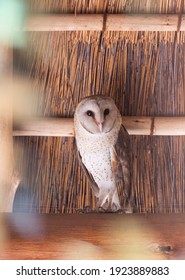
left=27, top=0, right=184, bottom=14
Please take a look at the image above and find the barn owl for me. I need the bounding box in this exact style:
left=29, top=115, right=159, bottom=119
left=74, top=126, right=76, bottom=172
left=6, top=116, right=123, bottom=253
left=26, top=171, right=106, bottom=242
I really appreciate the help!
left=74, top=96, right=132, bottom=212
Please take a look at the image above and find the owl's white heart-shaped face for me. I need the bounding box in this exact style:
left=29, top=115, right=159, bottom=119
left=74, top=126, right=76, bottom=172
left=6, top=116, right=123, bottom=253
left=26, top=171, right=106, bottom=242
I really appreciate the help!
left=74, top=96, right=120, bottom=134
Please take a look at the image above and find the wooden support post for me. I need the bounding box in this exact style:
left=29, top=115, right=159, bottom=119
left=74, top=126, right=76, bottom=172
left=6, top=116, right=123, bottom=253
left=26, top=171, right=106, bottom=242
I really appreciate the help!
left=13, top=116, right=185, bottom=137
left=0, top=46, right=20, bottom=212
left=24, top=13, right=185, bottom=32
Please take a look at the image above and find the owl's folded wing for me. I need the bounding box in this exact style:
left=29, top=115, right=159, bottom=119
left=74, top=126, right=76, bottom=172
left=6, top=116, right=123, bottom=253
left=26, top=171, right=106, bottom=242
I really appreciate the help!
left=114, top=124, right=131, bottom=200
left=77, top=150, right=99, bottom=195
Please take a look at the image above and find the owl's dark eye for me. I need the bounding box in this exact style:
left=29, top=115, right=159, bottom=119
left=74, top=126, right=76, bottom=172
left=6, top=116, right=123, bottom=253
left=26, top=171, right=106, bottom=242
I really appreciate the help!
left=104, top=108, right=110, bottom=116
left=86, top=110, right=94, bottom=117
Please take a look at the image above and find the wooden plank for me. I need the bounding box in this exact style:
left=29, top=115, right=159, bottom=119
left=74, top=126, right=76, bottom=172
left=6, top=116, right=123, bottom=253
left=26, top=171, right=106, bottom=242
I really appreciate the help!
left=0, top=213, right=185, bottom=260
left=13, top=116, right=185, bottom=137
left=23, top=13, right=183, bottom=32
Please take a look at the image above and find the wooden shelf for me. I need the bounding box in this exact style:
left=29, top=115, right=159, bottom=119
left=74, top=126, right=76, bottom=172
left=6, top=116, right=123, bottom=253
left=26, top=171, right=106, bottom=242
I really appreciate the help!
left=0, top=213, right=185, bottom=260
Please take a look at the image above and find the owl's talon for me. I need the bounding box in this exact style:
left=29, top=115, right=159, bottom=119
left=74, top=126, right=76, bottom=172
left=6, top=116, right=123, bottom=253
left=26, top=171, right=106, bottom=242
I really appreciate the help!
left=114, top=208, right=125, bottom=214
left=76, top=208, right=90, bottom=213
left=84, top=206, right=91, bottom=211
left=97, top=207, right=106, bottom=213
left=96, top=206, right=121, bottom=213
left=76, top=208, right=85, bottom=213
left=76, top=207, right=97, bottom=213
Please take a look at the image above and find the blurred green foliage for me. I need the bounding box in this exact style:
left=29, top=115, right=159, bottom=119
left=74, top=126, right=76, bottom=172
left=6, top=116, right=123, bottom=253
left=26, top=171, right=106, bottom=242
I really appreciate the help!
left=0, top=0, right=26, bottom=47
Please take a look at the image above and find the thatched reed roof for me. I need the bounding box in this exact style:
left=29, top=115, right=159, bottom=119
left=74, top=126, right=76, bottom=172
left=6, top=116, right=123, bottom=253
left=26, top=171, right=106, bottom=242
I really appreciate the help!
left=13, top=0, right=185, bottom=213
left=27, top=0, right=183, bottom=14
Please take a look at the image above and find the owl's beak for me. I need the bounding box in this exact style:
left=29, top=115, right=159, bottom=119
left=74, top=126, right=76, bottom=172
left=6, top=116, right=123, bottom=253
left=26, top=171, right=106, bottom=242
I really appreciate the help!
left=97, top=122, right=103, bottom=132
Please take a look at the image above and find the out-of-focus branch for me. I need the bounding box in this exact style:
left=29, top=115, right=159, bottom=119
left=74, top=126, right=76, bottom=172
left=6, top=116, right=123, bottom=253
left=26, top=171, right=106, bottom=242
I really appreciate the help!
left=0, top=46, right=20, bottom=212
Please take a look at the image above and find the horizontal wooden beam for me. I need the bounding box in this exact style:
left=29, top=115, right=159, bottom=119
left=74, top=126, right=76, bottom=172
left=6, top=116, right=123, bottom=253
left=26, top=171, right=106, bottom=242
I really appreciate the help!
left=24, top=14, right=185, bottom=32
left=24, top=14, right=103, bottom=31
left=13, top=117, right=185, bottom=137
left=107, top=14, right=184, bottom=32
left=13, top=118, right=74, bottom=137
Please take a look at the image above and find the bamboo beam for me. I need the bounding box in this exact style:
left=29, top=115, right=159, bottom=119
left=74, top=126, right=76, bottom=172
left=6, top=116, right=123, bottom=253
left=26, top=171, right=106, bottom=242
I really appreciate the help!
left=13, top=118, right=74, bottom=137
left=24, top=14, right=103, bottom=31
left=107, top=14, right=178, bottom=32
left=181, top=15, right=185, bottom=30
left=13, top=116, right=185, bottom=137
left=24, top=14, right=185, bottom=32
